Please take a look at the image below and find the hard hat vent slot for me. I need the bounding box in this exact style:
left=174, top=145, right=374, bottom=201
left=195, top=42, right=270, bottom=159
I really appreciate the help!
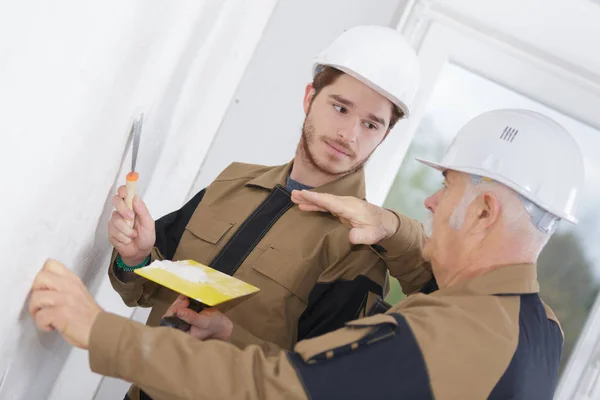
left=500, top=126, right=519, bottom=142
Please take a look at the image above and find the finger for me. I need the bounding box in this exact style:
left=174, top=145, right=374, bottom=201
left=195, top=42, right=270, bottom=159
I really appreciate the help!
left=132, top=217, right=142, bottom=236
left=170, top=296, right=190, bottom=312
left=110, top=210, right=120, bottom=220
left=348, top=227, right=384, bottom=245
left=291, top=190, right=325, bottom=206
left=112, top=216, right=136, bottom=239
left=192, top=309, right=232, bottom=341
left=108, top=225, right=133, bottom=245
left=175, top=294, right=188, bottom=303
left=297, top=203, right=328, bottom=213
left=290, top=190, right=310, bottom=204
left=43, top=259, right=70, bottom=277
left=176, top=308, right=209, bottom=329
left=177, top=310, right=214, bottom=340
left=108, top=232, right=132, bottom=246
left=163, top=296, right=189, bottom=318
left=189, top=326, right=215, bottom=341
left=132, top=196, right=154, bottom=228
left=33, top=308, right=57, bottom=332
left=31, top=271, right=60, bottom=292
left=112, top=195, right=135, bottom=221
left=29, top=290, right=63, bottom=317
left=117, top=185, right=128, bottom=199
left=109, top=215, right=136, bottom=239
left=33, top=264, right=77, bottom=293
left=293, top=191, right=352, bottom=216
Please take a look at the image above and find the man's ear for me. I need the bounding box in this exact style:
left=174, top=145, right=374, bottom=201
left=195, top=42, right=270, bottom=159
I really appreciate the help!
left=304, top=83, right=316, bottom=115
left=474, top=192, right=501, bottom=231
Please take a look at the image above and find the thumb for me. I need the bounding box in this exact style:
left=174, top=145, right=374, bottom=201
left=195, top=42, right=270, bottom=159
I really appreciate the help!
left=133, top=196, right=154, bottom=227
left=348, top=227, right=384, bottom=245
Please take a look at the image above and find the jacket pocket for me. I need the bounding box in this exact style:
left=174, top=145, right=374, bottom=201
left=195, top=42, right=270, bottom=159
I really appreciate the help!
left=186, top=207, right=234, bottom=244
left=174, top=207, right=235, bottom=263
left=251, top=245, right=319, bottom=304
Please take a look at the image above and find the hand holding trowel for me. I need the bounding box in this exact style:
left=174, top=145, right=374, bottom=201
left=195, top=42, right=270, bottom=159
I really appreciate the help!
left=118, top=114, right=259, bottom=332
left=134, top=259, right=260, bottom=332
left=124, top=113, right=143, bottom=228
left=108, top=114, right=155, bottom=267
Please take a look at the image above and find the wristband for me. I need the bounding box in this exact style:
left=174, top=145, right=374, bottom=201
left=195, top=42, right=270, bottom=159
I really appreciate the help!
left=115, top=254, right=151, bottom=272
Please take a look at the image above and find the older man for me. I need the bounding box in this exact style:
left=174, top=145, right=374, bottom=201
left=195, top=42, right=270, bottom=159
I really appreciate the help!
left=30, top=109, right=584, bottom=399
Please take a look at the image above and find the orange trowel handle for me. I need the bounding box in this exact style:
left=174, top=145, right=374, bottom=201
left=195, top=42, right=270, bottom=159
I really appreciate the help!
left=125, top=172, right=139, bottom=228
left=159, top=298, right=205, bottom=332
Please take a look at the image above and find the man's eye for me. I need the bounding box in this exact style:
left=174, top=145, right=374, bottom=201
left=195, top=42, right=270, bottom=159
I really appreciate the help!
left=364, top=121, right=378, bottom=130
left=333, top=105, right=347, bottom=114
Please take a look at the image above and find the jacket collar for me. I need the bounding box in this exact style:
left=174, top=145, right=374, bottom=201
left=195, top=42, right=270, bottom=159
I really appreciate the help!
left=439, top=263, right=540, bottom=296
left=246, top=161, right=367, bottom=199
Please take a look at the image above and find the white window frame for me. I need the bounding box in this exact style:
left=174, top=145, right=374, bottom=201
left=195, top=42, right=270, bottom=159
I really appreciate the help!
left=367, top=0, right=600, bottom=207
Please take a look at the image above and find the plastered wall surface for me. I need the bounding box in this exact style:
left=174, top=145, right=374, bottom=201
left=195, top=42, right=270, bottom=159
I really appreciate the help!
left=0, top=1, right=276, bottom=398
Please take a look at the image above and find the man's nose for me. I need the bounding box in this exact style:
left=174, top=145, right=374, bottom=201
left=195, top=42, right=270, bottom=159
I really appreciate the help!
left=337, top=118, right=360, bottom=143
left=424, top=191, right=440, bottom=213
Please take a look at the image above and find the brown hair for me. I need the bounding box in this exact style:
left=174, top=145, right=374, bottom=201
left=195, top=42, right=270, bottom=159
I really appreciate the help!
left=311, top=66, right=404, bottom=129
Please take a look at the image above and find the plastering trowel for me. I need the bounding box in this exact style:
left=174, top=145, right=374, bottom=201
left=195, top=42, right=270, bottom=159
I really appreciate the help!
left=134, top=259, right=260, bottom=331
left=124, top=113, right=143, bottom=228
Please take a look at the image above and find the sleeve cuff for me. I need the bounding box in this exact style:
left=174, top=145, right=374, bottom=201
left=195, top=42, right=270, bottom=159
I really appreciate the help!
left=88, top=312, right=130, bottom=377
left=374, top=210, right=422, bottom=258
left=229, top=324, right=282, bottom=358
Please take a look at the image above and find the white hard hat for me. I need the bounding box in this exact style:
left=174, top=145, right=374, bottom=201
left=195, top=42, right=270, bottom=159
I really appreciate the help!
left=416, top=109, right=585, bottom=224
left=313, top=25, right=420, bottom=118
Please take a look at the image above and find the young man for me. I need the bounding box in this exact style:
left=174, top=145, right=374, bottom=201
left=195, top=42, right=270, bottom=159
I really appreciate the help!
left=30, top=108, right=582, bottom=399
left=107, top=25, right=432, bottom=399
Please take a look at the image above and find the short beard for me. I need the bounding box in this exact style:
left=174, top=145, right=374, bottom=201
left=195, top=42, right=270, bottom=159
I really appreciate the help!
left=299, top=114, right=373, bottom=179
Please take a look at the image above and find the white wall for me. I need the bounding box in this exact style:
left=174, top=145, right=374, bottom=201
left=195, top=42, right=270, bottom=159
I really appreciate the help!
left=0, top=1, right=277, bottom=399
left=190, top=0, right=408, bottom=199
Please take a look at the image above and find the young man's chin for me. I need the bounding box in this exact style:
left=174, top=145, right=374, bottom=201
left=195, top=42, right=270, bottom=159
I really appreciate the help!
left=309, top=148, right=359, bottom=177
left=319, top=161, right=351, bottom=176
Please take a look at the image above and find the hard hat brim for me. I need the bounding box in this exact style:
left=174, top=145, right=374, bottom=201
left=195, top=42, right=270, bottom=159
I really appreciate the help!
left=415, top=157, right=579, bottom=224
left=314, top=63, right=410, bottom=118
left=415, top=157, right=445, bottom=172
